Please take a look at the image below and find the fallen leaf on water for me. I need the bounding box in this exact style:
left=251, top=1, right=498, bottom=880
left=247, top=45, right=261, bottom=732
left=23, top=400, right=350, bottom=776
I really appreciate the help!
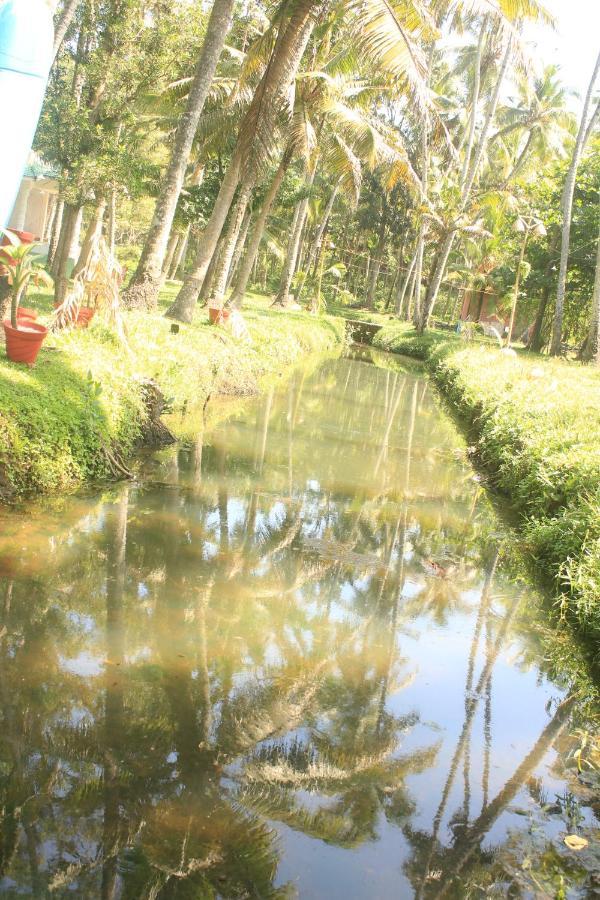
left=564, top=835, right=588, bottom=851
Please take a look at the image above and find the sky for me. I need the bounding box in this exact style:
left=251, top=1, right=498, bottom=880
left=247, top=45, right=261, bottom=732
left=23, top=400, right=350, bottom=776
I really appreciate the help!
left=524, top=0, right=600, bottom=108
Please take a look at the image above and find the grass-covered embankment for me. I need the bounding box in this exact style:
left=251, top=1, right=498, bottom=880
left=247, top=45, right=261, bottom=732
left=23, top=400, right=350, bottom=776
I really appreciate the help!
left=373, top=323, right=600, bottom=637
left=0, top=289, right=344, bottom=501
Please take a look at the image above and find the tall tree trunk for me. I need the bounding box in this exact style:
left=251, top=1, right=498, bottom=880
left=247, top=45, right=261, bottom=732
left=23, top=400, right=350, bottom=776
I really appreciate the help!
left=170, top=224, right=190, bottom=280
left=296, top=178, right=340, bottom=302
left=198, top=234, right=225, bottom=305
left=395, top=247, right=416, bottom=316
left=107, top=189, right=117, bottom=256
left=123, top=0, right=236, bottom=310
left=226, top=204, right=252, bottom=289
left=460, top=18, right=486, bottom=191
left=72, top=195, right=106, bottom=279
left=366, top=207, right=388, bottom=309
left=53, top=203, right=82, bottom=304
left=419, top=36, right=512, bottom=331
left=162, top=230, right=180, bottom=279
left=209, top=183, right=253, bottom=306
left=580, top=214, right=600, bottom=362
left=53, top=0, right=82, bottom=61
left=166, top=4, right=316, bottom=322
left=551, top=52, right=600, bottom=356
left=528, top=229, right=559, bottom=352
left=273, top=160, right=317, bottom=307
left=229, top=149, right=291, bottom=307
left=412, top=44, right=435, bottom=326
left=43, top=197, right=59, bottom=243
left=46, top=198, right=64, bottom=270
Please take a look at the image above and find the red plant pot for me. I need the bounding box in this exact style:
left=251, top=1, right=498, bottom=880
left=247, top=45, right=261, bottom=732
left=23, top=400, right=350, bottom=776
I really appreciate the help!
left=3, top=319, right=48, bottom=365
left=16, top=307, right=38, bottom=321
left=76, top=307, right=95, bottom=327
left=208, top=306, right=231, bottom=325
left=54, top=304, right=96, bottom=328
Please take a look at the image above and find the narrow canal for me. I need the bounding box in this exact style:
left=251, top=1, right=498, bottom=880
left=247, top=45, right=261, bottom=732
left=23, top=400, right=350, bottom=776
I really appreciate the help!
left=0, top=349, right=597, bottom=897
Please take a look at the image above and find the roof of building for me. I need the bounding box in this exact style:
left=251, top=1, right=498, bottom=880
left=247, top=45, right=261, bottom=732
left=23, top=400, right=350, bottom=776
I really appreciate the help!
left=23, top=152, right=59, bottom=180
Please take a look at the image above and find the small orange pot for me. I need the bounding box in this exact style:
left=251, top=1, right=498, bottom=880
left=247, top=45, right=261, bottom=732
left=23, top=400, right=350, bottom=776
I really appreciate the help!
left=3, top=319, right=48, bottom=364
left=208, top=306, right=230, bottom=325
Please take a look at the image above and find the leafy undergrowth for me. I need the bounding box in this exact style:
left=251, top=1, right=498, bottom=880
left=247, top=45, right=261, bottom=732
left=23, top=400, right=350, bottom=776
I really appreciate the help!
left=0, top=289, right=344, bottom=500
left=373, top=323, right=600, bottom=639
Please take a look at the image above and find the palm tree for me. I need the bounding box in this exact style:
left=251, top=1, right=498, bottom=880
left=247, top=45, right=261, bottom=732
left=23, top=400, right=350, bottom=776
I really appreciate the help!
left=53, top=0, right=82, bottom=61
left=166, top=1, right=318, bottom=322
left=228, top=146, right=294, bottom=308
left=493, top=66, right=572, bottom=188
left=122, top=0, right=237, bottom=310
left=551, top=50, right=600, bottom=355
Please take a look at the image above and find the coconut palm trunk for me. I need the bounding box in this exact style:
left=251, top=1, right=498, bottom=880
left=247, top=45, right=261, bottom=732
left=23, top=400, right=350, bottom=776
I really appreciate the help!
left=296, top=177, right=340, bottom=302
left=53, top=0, right=82, bottom=61
left=123, top=0, right=236, bottom=310
left=198, top=234, right=226, bottom=305
left=581, top=215, right=600, bottom=362
left=412, top=45, right=434, bottom=327
left=528, top=229, right=559, bottom=351
left=395, top=248, right=416, bottom=316
left=162, top=230, right=180, bottom=279
left=229, top=150, right=292, bottom=308
left=273, top=160, right=317, bottom=307
left=366, top=206, right=388, bottom=309
left=208, top=183, right=254, bottom=306
left=226, top=206, right=252, bottom=289
left=166, top=5, right=316, bottom=323
left=459, top=19, right=487, bottom=191
left=170, top=225, right=190, bottom=279
left=418, top=34, right=512, bottom=331
left=551, top=51, right=600, bottom=356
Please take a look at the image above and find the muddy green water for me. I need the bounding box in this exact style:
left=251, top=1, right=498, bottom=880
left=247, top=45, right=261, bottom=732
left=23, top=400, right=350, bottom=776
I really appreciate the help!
left=0, top=350, right=598, bottom=898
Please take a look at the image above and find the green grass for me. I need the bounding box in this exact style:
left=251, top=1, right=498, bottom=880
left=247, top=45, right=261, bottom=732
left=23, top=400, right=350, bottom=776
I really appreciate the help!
left=0, top=287, right=344, bottom=501
left=373, top=323, right=600, bottom=639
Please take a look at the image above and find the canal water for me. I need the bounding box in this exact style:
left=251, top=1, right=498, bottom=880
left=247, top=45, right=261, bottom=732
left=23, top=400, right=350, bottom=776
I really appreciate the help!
left=0, top=349, right=598, bottom=898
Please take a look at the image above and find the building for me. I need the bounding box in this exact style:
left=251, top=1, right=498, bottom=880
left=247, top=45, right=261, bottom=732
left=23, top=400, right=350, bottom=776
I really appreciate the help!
left=6, top=152, right=59, bottom=242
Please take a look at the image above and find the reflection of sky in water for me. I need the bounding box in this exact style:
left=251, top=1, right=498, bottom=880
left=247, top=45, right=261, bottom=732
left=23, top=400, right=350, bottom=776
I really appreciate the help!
left=60, top=651, right=104, bottom=677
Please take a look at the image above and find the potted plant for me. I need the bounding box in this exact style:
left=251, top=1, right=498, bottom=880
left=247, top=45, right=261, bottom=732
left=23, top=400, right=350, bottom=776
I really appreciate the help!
left=208, top=305, right=231, bottom=325
left=1, top=231, right=52, bottom=365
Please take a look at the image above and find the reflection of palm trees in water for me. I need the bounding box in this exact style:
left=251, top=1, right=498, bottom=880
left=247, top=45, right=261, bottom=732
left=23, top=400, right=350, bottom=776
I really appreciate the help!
left=405, top=541, right=578, bottom=898
left=102, top=490, right=128, bottom=900
left=0, top=356, right=579, bottom=897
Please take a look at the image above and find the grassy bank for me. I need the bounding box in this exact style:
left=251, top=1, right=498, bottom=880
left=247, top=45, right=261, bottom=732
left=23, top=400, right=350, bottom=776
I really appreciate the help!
left=373, top=323, right=600, bottom=639
left=0, top=288, right=344, bottom=501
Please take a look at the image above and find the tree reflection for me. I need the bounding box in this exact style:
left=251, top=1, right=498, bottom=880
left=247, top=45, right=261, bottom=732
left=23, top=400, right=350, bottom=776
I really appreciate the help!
left=0, top=354, right=585, bottom=897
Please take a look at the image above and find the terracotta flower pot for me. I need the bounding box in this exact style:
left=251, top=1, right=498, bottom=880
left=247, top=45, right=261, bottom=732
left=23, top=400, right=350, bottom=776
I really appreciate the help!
left=53, top=303, right=96, bottom=328
left=208, top=306, right=230, bottom=325
left=16, top=307, right=38, bottom=321
left=3, top=319, right=48, bottom=365
left=76, top=307, right=95, bottom=327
